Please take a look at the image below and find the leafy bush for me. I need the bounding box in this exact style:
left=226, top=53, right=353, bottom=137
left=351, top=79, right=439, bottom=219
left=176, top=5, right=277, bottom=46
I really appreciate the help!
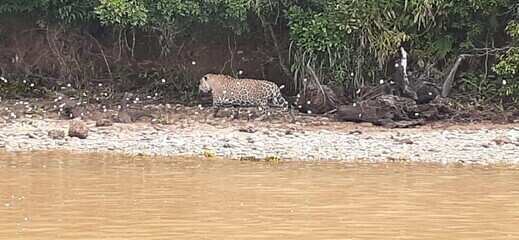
left=494, top=20, right=519, bottom=102
left=95, top=0, right=148, bottom=27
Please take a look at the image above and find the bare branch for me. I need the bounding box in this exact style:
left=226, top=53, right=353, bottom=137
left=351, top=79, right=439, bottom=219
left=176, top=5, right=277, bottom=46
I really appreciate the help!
left=441, top=54, right=468, bottom=98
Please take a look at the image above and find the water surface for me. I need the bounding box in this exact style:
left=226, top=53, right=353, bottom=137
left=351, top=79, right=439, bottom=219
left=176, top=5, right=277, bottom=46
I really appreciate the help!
left=1, top=151, right=519, bottom=239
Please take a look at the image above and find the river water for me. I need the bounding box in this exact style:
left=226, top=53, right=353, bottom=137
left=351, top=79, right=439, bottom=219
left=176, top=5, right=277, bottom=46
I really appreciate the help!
left=1, top=151, right=519, bottom=239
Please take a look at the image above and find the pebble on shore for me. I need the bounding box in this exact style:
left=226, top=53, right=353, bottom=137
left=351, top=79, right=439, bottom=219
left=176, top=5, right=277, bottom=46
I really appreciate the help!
left=48, top=129, right=65, bottom=140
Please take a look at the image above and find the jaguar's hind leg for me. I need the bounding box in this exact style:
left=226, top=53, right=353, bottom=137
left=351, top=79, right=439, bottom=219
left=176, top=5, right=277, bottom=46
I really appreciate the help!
left=244, top=108, right=254, bottom=121
left=273, top=92, right=295, bottom=122
left=231, top=106, right=240, bottom=120
left=212, top=106, right=221, bottom=118
left=255, top=105, right=270, bottom=121
left=287, top=107, right=296, bottom=123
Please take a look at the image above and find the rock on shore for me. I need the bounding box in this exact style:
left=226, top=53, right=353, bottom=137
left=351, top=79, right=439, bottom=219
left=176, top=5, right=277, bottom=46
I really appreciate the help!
left=68, top=120, right=89, bottom=139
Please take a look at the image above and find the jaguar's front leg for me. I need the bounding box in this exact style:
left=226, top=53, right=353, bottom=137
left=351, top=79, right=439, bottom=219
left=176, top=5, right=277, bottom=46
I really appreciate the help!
left=231, top=106, right=240, bottom=120
left=287, top=106, right=296, bottom=123
left=212, top=105, right=221, bottom=118
left=255, top=105, right=270, bottom=121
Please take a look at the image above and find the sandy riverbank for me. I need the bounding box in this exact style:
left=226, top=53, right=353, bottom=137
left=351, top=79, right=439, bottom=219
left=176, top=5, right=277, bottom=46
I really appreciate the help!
left=1, top=117, right=518, bottom=165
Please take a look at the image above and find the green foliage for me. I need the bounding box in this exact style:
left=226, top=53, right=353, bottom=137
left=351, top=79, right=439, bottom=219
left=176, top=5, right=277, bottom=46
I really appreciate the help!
left=287, top=6, right=346, bottom=53
left=494, top=20, right=519, bottom=102
left=495, top=48, right=519, bottom=77
left=95, top=0, right=148, bottom=27
left=48, top=1, right=98, bottom=24
left=507, top=21, right=519, bottom=39
left=460, top=74, right=500, bottom=102
left=148, top=0, right=202, bottom=24
left=0, top=0, right=49, bottom=14
left=0, top=0, right=97, bottom=24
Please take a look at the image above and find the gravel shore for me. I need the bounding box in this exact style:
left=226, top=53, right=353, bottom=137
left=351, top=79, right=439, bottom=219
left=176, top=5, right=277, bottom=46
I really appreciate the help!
left=1, top=118, right=518, bottom=165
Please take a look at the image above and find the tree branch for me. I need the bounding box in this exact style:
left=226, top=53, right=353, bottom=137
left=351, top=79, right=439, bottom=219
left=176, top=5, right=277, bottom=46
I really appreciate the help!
left=441, top=54, right=468, bottom=98
left=258, top=14, right=291, bottom=79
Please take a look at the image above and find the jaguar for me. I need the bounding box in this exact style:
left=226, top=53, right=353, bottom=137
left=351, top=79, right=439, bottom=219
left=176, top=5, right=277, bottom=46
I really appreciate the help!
left=198, top=73, right=294, bottom=120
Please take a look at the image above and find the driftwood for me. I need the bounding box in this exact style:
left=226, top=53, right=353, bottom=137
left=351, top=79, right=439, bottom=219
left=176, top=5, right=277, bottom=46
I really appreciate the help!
left=336, top=95, right=454, bottom=128
left=291, top=64, right=341, bottom=114
left=322, top=46, right=518, bottom=127
left=385, top=47, right=439, bottom=102
left=294, top=83, right=338, bottom=114
left=334, top=47, right=450, bottom=128
left=398, top=47, right=418, bottom=100
left=415, top=81, right=441, bottom=104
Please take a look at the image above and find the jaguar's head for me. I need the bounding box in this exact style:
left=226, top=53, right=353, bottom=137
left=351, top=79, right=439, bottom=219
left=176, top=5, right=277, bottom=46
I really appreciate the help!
left=198, top=74, right=213, bottom=93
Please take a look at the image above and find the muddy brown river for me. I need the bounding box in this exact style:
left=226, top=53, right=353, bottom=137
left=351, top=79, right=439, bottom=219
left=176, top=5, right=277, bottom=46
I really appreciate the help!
left=1, top=151, right=519, bottom=239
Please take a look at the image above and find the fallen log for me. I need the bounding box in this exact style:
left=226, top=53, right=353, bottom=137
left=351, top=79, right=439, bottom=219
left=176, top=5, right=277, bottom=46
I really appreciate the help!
left=336, top=95, right=454, bottom=128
